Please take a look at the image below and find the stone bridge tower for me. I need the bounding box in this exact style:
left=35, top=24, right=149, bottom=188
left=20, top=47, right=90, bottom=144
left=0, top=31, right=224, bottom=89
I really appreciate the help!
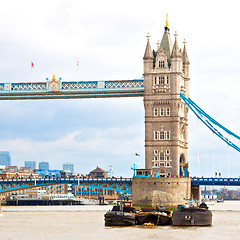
left=132, top=18, right=193, bottom=208
left=143, top=19, right=190, bottom=178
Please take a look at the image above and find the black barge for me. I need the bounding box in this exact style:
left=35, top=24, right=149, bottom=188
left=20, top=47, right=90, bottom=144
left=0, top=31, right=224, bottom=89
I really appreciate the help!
left=104, top=201, right=136, bottom=226
left=172, top=203, right=212, bottom=226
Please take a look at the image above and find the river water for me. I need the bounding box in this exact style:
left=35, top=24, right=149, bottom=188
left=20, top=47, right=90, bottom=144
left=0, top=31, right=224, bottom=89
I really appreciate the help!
left=1, top=201, right=240, bottom=240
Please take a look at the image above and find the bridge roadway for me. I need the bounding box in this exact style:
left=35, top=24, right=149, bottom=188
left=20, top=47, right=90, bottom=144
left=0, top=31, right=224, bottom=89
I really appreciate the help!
left=0, top=177, right=240, bottom=194
left=0, top=177, right=133, bottom=194
left=0, top=79, right=144, bottom=100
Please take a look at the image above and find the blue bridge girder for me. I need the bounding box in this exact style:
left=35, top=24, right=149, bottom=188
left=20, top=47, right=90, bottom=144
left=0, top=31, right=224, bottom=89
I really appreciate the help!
left=0, top=79, right=144, bottom=100
left=191, top=177, right=240, bottom=186
left=1, top=177, right=240, bottom=194
left=0, top=177, right=133, bottom=194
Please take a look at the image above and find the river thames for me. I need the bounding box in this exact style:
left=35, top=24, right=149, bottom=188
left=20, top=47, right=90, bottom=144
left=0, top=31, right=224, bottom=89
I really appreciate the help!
left=1, top=201, right=240, bottom=240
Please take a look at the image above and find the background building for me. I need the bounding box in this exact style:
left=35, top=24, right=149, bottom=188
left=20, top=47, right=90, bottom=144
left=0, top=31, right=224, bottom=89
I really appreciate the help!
left=0, top=151, right=11, bottom=166
left=77, top=166, right=119, bottom=201
left=89, top=166, right=107, bottom=178
left=63, top=163, right=74, bottom=174
left=25, top=161, right=36, bottom=170
left=39, top=161, right=49, bottom=171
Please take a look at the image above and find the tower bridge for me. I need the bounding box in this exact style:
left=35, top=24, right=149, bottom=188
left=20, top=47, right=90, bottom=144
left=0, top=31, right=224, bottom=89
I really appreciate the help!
left=0, top=18, right=239, bottom=206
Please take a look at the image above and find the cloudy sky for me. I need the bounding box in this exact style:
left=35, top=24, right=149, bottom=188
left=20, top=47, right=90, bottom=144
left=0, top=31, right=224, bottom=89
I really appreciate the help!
left=0, top=0, right=239, bottom=177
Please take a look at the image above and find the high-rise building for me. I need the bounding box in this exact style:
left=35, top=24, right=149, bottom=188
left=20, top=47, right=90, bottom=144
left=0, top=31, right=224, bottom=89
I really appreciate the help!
left=63, top=163, right=74, bottom=173
left=25, top=161, right=36, bottom=170
left=39, top=161, right=49, bottom=171
left=0, top=151, right=11, bottom=166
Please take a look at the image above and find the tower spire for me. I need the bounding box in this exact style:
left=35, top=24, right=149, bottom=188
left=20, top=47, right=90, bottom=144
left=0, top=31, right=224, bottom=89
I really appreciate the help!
left=183, top=39, right=190, bottom=64
left=159, top=14, right=172, bottom=61
left=171, top=31, right=181, bottom=58
left=143, top=33, right=153, bottom=59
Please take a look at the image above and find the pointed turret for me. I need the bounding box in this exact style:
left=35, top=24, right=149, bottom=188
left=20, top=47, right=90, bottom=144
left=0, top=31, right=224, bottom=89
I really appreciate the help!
left=143, top=33, right=154, bottom=74
left=182, top=39, right=190, bottom=65
left=143, top=34, right=153, bottom=59
left=171, top=32, right=182, bottom=58
left=182, top=39, right=190, bottom=80
left=158, top=14, right=173, bottom=61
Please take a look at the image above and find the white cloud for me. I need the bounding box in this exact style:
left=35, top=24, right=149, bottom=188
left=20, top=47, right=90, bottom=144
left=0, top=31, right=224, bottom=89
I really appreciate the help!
left=0, top=0, right=239, bottom=177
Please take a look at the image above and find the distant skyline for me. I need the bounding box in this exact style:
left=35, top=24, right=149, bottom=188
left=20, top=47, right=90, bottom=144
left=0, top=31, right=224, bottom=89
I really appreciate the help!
left=0, top=0, right=239, bottom=177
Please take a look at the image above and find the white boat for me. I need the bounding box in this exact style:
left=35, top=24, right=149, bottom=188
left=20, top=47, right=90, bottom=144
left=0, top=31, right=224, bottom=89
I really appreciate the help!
left=203, top=201, right=215, bottom=206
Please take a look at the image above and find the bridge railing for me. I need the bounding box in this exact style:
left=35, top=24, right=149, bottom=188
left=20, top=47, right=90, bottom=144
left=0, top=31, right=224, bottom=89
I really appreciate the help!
left=0, top=177, right=132, bottom=183
left=191, top=177, right=240, bottom=185
left=0, top=80, right=144, bottom=97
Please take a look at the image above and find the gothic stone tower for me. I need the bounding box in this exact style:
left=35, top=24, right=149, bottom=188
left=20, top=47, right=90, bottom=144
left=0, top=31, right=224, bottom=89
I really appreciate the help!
left=132, top=20, right=192, bottom=208
left=143, top=21, right=190, bottom=178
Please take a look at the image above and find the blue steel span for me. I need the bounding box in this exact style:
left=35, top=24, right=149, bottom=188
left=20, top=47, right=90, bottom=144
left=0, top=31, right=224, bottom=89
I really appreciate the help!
left=0, top=177, right=133, bottom=194
left=1, top=177, right=240, bottom=194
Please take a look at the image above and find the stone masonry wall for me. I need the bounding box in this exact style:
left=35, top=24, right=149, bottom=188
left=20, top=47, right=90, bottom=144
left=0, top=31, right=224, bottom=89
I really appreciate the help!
left=132, top=177, right=191, bottom=208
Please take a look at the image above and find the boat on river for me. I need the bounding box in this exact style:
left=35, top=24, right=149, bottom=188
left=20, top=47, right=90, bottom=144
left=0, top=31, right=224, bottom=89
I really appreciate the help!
left=172, top=202, right=212, bottom=226
left=135, top=206, right=172, bottom=226
left=104, top=201, right=136, bottom=226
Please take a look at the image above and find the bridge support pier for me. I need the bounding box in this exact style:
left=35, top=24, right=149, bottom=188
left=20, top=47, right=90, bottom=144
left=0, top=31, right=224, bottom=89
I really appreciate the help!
left=191, top=184, right=201, bottom=203
left=132, top=177, right=191, bottom=209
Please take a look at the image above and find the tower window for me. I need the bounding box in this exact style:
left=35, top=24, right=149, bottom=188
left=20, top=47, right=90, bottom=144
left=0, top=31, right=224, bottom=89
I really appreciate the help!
left=154, top=108, right=158, bottom=116
left=160, top=132, right=164, bottom=140
left=154, top=150, right=158, bottom=155
left=160, top=108, right=164, bottom=116
left=159, top=76, right=165, bottom=84
left=166, top=108, right=170, bottom=116
left=165, top=131, right=170, bottom=140
left=160, top=162, right=164, bottom=167
left=166, top=76, right=170, bottom=85
left=154, top=156, right=158, bottom=161
left=160, top=153, right=164, bottom=161
left=166, top=149, right=170, bottom=155
left=159, top=61, right=165, bottom=68
left=154, top=77, right=157, bottom=85
left=154, top=132, right=158, bottom=140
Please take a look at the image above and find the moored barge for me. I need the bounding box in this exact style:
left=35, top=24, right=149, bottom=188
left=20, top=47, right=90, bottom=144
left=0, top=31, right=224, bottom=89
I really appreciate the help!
left=172, top=202, right=212, bottom=226
left=104, top=201, right=136, bottom=226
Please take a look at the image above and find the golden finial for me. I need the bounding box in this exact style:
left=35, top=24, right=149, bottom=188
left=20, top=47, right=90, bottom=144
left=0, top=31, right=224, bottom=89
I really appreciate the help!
left=52, top=74, right=56, bottom=81
left=165, top=13, right=169, bottom=28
